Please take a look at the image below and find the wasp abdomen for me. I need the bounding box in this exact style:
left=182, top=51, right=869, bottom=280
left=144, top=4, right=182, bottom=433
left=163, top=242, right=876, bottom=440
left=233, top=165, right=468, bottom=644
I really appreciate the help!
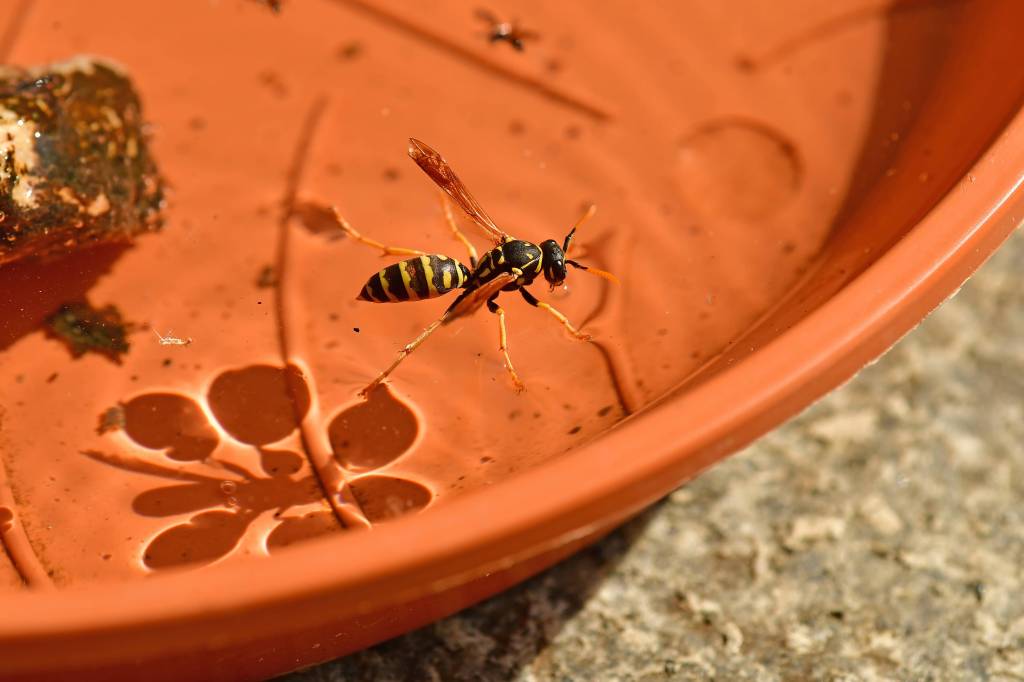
left=358, top=254, right=470, bottom=302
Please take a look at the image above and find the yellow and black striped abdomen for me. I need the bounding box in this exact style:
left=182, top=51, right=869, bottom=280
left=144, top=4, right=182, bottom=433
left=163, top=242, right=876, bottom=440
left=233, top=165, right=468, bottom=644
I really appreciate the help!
left=357, top=254, right=469, bottom=302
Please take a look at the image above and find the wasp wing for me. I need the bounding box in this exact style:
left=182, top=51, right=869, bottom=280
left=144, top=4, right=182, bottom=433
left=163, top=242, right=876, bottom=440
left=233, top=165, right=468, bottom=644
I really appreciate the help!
left=443, top=273, right=518, bottom=323
left=408, top=138, right=508, bottom=244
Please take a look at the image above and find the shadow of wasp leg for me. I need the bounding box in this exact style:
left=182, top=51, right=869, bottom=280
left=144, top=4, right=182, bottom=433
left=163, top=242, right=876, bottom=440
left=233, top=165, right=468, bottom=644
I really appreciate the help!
left=439, top=193, right=478, bottom=267
left=487, top=295, right=526, bottom=392
left=359, top=315, right=447, bottom=397
left=520, top=289, right=591, bottom=341
left=332, top=207, right=428, bottom=258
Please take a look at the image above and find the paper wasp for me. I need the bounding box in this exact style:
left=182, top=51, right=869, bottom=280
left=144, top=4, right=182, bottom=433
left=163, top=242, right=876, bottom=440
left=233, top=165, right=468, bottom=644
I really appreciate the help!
left=335, top=138, right=617, bottom=396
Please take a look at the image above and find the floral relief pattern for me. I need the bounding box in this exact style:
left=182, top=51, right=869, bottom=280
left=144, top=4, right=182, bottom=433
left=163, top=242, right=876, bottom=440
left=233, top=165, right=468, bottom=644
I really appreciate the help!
left=86, top=363, right=431, bottom=571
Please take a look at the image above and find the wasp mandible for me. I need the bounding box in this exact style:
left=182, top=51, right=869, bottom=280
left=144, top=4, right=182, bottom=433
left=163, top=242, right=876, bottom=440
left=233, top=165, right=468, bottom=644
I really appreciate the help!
left=335, top=138, right=618, bottom=397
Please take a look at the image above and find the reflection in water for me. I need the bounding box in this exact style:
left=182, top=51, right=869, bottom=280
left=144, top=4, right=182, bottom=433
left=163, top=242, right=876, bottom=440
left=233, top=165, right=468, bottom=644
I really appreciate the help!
left=0, top=243, right=128, bottom=351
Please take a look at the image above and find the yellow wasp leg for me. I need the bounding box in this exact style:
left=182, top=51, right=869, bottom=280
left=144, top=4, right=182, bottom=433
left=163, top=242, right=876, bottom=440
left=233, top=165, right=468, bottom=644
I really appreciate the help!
left=439, top=193, right=478, bottom=267
left=520, top=289, right=591, bottom=341
left=360, top=315, right=448, bottom=397
left=332, top=207, right=428, bottom=258
left=487, top=298, right=525, bottom=393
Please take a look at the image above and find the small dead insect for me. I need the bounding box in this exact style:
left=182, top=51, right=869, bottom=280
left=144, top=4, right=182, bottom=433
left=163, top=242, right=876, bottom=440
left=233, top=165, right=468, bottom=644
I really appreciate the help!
left=335, top=138, right=618, bottom=396
left=154, top=329, right=193, bottom=346
left=475, top=9, right=538, bottom=52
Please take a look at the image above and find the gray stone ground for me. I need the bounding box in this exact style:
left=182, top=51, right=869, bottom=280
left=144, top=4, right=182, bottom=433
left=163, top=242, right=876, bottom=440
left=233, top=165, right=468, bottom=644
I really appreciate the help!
left=287, top=230, right=1023, bottom=682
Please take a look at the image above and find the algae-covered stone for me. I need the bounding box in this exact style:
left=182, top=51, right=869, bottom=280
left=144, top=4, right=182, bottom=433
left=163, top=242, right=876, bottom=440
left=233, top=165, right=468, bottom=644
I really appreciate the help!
left=0, top=56, right=163, bottom=266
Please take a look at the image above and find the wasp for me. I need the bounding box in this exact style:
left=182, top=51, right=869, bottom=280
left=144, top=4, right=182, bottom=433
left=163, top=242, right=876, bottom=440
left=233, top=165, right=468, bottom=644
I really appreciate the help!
left=334, top=138, right=617, bottom=397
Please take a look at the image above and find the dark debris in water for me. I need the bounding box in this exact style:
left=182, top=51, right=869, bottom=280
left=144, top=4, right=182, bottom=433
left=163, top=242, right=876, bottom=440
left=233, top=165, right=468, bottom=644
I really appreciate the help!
left=45, top=301, right=131, bottom=363
left=256, top=264, right=279, bottom=288
left=96, top=403, right=126, bottom=435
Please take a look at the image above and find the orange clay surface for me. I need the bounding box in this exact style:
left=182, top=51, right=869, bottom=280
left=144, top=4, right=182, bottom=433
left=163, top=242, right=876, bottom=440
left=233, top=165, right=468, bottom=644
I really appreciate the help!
left=0, top=1, right=1022, bottom=679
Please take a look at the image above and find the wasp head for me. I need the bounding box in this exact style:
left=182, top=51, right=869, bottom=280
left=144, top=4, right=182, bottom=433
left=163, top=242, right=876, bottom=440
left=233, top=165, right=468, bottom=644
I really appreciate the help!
left=540, top=239, right=567, bottom=288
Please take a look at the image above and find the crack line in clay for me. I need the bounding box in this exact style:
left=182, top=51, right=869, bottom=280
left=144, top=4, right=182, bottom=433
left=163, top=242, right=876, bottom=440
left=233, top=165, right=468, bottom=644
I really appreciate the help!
left=329, top=0, right=612, bottom=122
left=0, top=0, right=33, bottom=63
left=740, top=0, right=962, bottom=71
left=0, top=452, right=54, bottom=589
left=273, top=96, right=372, bottom=529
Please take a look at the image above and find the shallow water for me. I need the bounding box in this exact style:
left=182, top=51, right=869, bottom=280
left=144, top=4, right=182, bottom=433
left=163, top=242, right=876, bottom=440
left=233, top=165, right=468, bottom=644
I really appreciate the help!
left=0, top=0, right=918, bottom=585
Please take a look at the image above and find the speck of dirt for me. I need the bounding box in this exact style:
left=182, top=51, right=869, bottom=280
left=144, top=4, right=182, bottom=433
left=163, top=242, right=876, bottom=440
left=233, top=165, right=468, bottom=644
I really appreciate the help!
left=252, top=0, right=281, bottom=12
left=568, top=425, right=582, bottom=435
left=46, top=372, right=59, bottom=383
left=257, top=70, right=288, bottom=98
left=256, top=264, right=279, bottom=288
left=162, top=358, right=172, bottom=367
left=353, top=327, right=360, bottom=333
left=734, top=54, right=757, bottom=72
left=597, top=405, right=614, bottom=417
left=337, top=41, right=364, bottom=61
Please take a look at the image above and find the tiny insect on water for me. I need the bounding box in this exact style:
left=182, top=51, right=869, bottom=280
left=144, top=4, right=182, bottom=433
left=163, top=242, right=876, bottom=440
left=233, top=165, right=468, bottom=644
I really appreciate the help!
left=475, top=8, right=539, bottom=52
left=154, top=329, right=193, bottom=346
left=335, top=138, right=618, bottom=397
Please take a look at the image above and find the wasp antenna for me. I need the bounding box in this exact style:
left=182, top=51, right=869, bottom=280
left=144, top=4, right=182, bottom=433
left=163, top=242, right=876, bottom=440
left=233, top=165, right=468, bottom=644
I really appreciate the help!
left=567, top=259, right=620, bottom=286
left=576, top=204, right=597, bottom=226
left=564, top=204, right=597, bottom=254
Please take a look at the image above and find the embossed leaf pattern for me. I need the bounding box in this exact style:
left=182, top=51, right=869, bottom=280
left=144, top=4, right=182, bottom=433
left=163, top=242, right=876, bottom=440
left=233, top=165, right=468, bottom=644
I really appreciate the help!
left=122, top=393, right=218, bottom=461
left=89, top=363, right=433, bottom=571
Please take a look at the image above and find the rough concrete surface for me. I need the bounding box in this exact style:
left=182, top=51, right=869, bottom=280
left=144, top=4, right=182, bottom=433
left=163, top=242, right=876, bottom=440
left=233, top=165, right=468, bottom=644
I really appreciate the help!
left=286, top=230, right=1023, bottom=681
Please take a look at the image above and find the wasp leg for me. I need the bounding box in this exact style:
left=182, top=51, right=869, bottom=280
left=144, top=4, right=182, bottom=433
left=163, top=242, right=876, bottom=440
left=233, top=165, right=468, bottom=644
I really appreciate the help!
left=439, top=193, right=478, bottom=267
left=487, top=295, right=525, bottom=392
left=360, top=315, right=447, bottom=397
left=520, top=289, right=591, bottom=341
left=332, top=207, right=428, bottom=258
